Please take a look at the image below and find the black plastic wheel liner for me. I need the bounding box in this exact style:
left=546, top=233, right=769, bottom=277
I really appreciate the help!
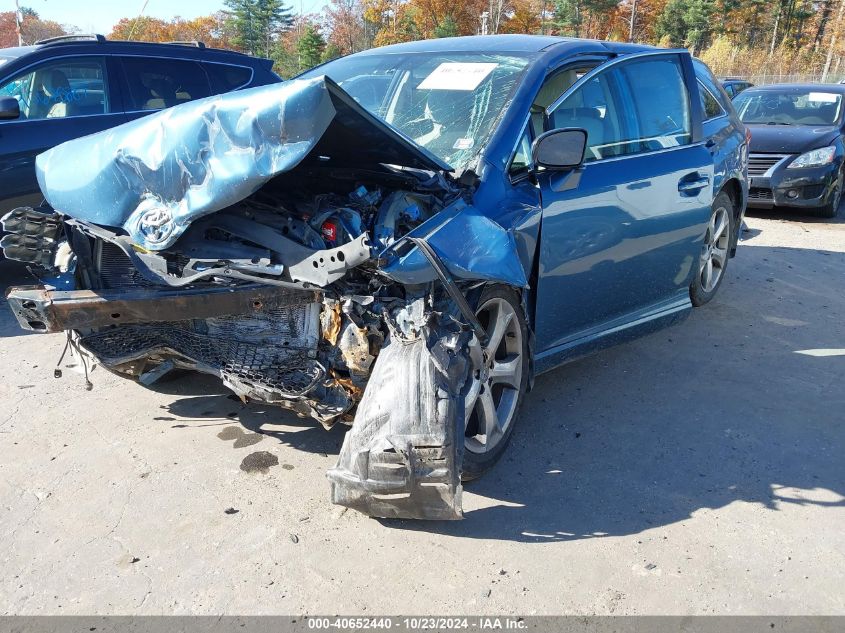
left=327, top=306, right=471, bottom=520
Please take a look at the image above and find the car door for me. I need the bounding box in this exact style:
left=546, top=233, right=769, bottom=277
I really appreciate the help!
left=0, top=56, right=125, bottom=214
left=533, top=51, right=714, bottom=355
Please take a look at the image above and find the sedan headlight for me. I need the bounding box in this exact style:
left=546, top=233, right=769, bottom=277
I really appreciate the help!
left=787, top=146, right=836, bottom=168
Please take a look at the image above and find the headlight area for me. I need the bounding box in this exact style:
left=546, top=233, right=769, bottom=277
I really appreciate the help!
left=749, top=147, right=841, bottom=209
left=787, top=146, right=836, bottom=169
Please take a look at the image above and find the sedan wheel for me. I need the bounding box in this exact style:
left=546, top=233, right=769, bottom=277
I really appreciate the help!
left=462, top=286, right=528, bottom=480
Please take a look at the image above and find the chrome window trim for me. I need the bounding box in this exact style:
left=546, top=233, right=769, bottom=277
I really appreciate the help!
left=0, top=111, right=126, bottom=123
left=577, top=139, right=708, bottom=166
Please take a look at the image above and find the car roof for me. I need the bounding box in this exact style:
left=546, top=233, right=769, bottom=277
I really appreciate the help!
left=352, top=34, right=657, bottom=56
left=743, top=83, right=845, bottom=93
left=0, top=36, right=267, bottom=64
left=0, top=45, right=38, bottom=58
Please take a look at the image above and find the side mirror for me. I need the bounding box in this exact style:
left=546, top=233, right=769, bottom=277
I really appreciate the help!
left=0, top=96, right=20, bottom=120
left=532, top=128, right=587, bottom=170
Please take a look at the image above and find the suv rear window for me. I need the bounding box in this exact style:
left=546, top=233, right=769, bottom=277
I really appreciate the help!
left=204, top=63, right=252, bottom=92
left=121, top=57, right=212, bottom=111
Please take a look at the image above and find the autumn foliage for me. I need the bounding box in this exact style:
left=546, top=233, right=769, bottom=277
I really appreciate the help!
left=3, top=0, right=845, bottom=81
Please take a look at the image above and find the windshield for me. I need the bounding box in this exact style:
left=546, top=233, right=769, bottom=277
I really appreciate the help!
left=734, top=89, right=843, bottom=125
left=300, top=52, right=533, bottom=171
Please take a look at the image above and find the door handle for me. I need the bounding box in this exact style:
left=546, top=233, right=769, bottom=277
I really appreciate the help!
left=678, top=175, right=710, bottom=194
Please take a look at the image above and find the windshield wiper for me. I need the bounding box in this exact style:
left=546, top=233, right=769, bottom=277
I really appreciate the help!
left=765, top=121, right=793, bottom=125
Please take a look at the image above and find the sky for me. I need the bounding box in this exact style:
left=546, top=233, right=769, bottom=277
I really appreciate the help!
left=16, top=0, right=327, bottom=35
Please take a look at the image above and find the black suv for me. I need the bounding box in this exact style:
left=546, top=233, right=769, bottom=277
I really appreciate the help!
left=0, top=35, right=280, bottom=215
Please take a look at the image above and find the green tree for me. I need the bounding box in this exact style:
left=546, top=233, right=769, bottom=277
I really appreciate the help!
left=433, top=14, right=458, bottom=37
left=553, top=0, right=618, bottom=38
left=297, top=25, right=327, bottom=69
left=224, top=0, right=294, bottom=57
left=554, top=0, right=582, bottom=36
left=321, top=42, right=343, bottom=62
left=656, top=0, right=715, bottom=53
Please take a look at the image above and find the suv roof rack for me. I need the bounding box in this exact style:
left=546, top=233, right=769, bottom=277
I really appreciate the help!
left=165, top=41, right=206, bottom=48
left=36, top=34, right=106, bottom=46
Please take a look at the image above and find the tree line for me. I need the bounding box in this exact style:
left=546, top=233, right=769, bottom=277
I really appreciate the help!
left=3, top=0, right=845, bottom=80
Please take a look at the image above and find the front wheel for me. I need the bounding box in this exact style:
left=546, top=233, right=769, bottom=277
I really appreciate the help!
left=691, top=191, right=734, bottom=307
left=817, top=171, right=842, bottom=218
left=462, top=285, right=529, bottom=481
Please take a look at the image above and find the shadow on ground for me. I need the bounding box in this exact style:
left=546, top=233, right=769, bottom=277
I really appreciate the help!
left=745, top=204, right=845, bottom=225
left=162, top=375, right=349, bottom=455
left=0, top=260, right=39, bottom=338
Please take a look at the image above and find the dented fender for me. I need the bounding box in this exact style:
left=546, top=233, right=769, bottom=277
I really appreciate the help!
left=378, top=201, right=533, bottom=289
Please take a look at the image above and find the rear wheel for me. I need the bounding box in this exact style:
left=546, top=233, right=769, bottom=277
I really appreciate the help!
left=462, top=285, right=529, bottom=481
left=691, top=191, right=734, bottom=307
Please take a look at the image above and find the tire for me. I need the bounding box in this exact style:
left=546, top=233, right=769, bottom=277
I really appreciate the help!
left=461, top=285, right=530, bottom=481
left=691, top=191, right=735, bottom=307
left=817, top=171, right=842, bottom=218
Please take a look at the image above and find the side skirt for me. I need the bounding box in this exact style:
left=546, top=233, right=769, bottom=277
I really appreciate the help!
left=534, top=297, right=692, bottom=375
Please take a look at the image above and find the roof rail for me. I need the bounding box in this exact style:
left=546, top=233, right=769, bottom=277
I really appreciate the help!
left=35, top=34, right=106, bottom=46
left=165, top=41, right=206, bottom=48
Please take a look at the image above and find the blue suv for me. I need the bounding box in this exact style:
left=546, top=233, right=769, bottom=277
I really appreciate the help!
left=3, top=36, right=747, bottom=520
left=0, top=34, right=280, bottom=215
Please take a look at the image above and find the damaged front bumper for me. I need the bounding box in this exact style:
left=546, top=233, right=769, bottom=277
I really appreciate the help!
left=7, top=282, right=355, bottom=424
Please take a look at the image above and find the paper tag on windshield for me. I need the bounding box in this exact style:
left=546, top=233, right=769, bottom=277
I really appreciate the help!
left=418, top=63, right=497, bottom=91
left=453, top=138, right=474, bottom=150
left=809, top=92, right=839, bottom=103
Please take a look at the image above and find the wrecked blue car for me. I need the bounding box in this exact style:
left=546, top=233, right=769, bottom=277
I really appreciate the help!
left=1, top=36, right=747, bottom=520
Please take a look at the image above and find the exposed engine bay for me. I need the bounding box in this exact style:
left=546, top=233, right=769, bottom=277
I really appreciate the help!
left=4, top=168, right=459, bottom=420
left=1, top=76, right=537, bottom=520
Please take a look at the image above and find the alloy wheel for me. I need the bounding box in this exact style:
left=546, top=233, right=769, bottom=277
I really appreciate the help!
left=699, top=205, right=731, bottom=293
left=464, top=297, right=524, bottom=454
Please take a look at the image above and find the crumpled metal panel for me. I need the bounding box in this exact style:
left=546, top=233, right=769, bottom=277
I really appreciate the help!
left=379, top=202, right=530, bottom=288
left=35, top=77, right=335, bottom=251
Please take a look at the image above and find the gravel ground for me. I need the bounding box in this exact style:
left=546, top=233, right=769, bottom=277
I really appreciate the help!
left=0, top=209, right=843, bottom=615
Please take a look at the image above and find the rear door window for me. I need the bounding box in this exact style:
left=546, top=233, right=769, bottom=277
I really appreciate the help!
left=203, top=63, right=252, bottom=92
left=0, top=57, right=108, bottom=120
left=120, top=57, right=212, bottom=111
left=693, top=59, right=732, bottom=111
left=699, top=81, right=725, bottom=120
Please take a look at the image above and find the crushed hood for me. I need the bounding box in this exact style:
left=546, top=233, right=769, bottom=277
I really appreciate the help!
left=35, top=76, right=452, bottom=251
